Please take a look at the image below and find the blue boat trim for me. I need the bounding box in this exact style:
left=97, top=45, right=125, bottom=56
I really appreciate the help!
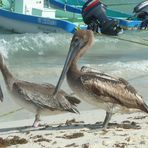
left=0, top=8, right=77, bottom=33
left=119, top=19, right=141, bottom=28
left=49, top=0, right=81, bottom=14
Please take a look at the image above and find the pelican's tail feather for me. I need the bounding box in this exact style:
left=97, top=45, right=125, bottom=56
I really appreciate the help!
left=140, top=102, right=148, bottom=113
left=67, top=107, right=80, bottom=114
left=66, top=95, right=81, bottom=106
left=65, top=95, right=80, bottom=114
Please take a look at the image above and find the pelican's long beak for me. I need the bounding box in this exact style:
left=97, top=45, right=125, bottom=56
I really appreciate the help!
left=0, top=86, right=3, bottom=102
left=53, top=38, right=82, bottom=96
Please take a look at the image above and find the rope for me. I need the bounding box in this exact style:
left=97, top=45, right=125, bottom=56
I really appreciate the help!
left=143, top=39, right=148, bottom=41
left=111, top=36, right=148, bottom=47
left=95, top=33, right=148, bottom=47
left=0, top=107, right=24, bottom=117
left=107, top=2, right=139, bottom=7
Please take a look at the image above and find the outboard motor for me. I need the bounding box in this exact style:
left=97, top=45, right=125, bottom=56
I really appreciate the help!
left=82, top=0, right=122, bottom=35
left=133, top=0, right=148, bottom=29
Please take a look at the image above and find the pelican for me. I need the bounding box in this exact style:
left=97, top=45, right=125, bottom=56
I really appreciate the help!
left=0, top=85, right=3, bottom=102
left=53, top=30, right=148, bottom=128
left=0, top=53, right=80, bottom=127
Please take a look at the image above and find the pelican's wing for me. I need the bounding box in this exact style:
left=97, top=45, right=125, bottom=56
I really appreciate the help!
left=81, top=66, right=138, bottom=94
left=12, top=81, right=79, bottom=113
left=12, top=81, right=54, bottom=109
left=80, top=73, right=144, bottom=109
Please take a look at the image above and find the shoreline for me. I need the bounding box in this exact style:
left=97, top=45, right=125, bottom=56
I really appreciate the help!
left=0, top=109, right=148, bottom=148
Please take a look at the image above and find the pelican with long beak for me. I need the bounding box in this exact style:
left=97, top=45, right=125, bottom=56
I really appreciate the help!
left=0, top=53, right=80, bottom=127
left=54, top=30, right=148, bottom=128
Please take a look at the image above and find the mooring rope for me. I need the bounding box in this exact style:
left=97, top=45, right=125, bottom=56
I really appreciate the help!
left=107, top=2, right=139, bottom=7
left=111, top=36, right=148, bottom=47
left=0, top=107, right=24, bottom=117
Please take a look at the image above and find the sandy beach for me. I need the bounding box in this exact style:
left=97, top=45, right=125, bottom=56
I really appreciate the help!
left=0, top=109, right=148, bottom=148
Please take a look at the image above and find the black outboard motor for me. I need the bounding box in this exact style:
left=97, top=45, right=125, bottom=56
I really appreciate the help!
left=82, top=0, right=122, bottom=35
left=133, top=0, right=148, bottom=29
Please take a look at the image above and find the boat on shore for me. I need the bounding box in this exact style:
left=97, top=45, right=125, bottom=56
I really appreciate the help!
left=49, top=0, right=144, bottom=30
left=0, top=0, right=144, bottom=34
left=0, top=0, right=85, bottom=33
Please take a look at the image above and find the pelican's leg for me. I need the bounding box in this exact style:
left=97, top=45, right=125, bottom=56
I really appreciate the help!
left=102, top=112, right=112, bottom=128
left=33, top=113, right=41, bottom=127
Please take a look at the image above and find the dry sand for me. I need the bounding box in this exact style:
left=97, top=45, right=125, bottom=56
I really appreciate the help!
left=0, top=109, right=148, bottom=148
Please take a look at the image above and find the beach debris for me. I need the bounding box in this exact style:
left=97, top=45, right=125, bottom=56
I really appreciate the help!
left=140, top=140, right=146, bottom=145
left=34, top=138, right=52, bottom=143
left=114, top=142, right=128, bottom=148
left=82, top=143, right=90, bottom=148
left=31, top=135, right=43, bottom=139
left=65, top=143, right=79, bottom=147
left=30, top=135, right=51, bottom=143
left=0, top=136, right=28, bottom=147
left=125, top=137, right=131, bottom=142
left=57, top=132, right=84, bottom=139
left=107, top=121, right=141, bottom=129
left=63, top=132, right=84, bottom=139
left=52, top=141, right=57, bottom=145
left=65, top=118, right=84, bottom=126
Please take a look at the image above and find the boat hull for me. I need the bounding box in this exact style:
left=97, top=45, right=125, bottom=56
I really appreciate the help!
left=0, top=8, right=77, bottom=33
left=0, top=15, right=64, bottom=33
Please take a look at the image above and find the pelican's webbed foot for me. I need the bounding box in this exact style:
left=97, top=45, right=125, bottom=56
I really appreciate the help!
left=33, top=113, right=41, bottom=127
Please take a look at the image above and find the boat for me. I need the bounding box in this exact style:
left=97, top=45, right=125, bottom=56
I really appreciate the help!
left=0, top=0, right=85, bottom=33
left=49, top=0, right=144, bottom=30
left=0, top=0, right=145, bottom=34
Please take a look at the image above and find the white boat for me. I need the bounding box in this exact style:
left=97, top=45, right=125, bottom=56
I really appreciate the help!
left=0, top=0, right=84, bottom=33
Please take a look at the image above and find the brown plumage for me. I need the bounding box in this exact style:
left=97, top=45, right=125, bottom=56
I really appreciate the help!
left=54, top=30, right=148, bottom=128
left=0, top=53, right=80, bottom=127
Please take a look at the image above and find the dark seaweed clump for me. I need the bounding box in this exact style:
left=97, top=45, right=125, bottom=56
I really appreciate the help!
left=0, top=136, right=28, bottom=147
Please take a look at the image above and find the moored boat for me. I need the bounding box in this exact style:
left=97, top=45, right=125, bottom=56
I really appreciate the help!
left=0, top=0, right=85, bottom=33
left=49, top=0, right=147, bottom=30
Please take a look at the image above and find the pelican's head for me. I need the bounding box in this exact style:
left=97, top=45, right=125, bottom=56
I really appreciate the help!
left=53, top=30, right=94, bottom=96
left=70, top=30, right=94, bottom=60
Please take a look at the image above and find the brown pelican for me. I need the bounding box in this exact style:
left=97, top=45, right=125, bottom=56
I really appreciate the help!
left=0, top=53, right=80, bottom=127
left=0, top=86, right=3, bottom=102
left=53, top=30, right=148, bottom=128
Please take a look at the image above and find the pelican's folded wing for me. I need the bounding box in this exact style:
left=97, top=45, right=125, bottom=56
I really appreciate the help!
left=81, top=66, right=138, bottom=95
left=81, top=73, right=144, bottom=109
left=12, top=81, right=79, bottom=113
left=12, top=81, right=57, bottom=110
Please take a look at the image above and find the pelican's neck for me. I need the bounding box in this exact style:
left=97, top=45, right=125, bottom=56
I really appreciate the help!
left=67, top=56, right=82, bottom=81
left=0, top=64, right=15, bottom=90
left=69, top=60, right=79, bottom=73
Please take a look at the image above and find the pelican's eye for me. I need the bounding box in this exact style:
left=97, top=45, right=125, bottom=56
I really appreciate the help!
left=74, top=37, right=79, bottom=42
